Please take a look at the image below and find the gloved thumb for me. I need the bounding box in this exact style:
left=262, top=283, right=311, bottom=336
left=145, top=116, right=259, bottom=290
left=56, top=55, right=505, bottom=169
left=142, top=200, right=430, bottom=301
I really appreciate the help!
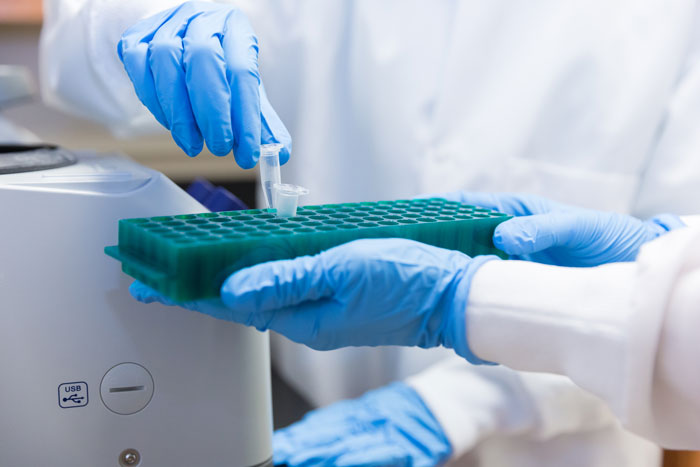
left=130, top=281, right=179, bottom=306
left=221, top=253, right=333, bottom=313
left=494, top=213, right=578, bottom=255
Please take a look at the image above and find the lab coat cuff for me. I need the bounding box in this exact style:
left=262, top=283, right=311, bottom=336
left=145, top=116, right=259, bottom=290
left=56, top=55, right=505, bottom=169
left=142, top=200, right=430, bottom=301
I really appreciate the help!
left=648, top=213, right=686, bottom=232
left=465, top=259, right=637, bottom=415
left=449, top=255, right=501, bottom=365
left=680, top=215, right=700, bottom=227
left=407, top=359, right=503, bottom=458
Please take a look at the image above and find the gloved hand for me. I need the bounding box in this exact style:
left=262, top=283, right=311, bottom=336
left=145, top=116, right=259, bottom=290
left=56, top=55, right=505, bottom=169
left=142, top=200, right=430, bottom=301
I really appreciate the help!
left=118, top=1, right=291, bottom=168
left=130, top=238, right=498, bottom=363
left=434, top=192, right=684, bottom=266
left=273, top=382, right=451, bottom=467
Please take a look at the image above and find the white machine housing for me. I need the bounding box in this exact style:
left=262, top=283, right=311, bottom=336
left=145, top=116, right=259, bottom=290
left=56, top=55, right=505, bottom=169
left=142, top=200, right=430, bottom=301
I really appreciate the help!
left=0, top=149, right=273, bottom=467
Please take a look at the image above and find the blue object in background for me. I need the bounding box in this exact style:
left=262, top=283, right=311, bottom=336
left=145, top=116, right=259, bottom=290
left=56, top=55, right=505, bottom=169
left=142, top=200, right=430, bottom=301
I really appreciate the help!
left=206, top=187, right=249, bottom=212
left=186, top=177, right=216, bottom=204
left=187, top=177, right=248, bottom=211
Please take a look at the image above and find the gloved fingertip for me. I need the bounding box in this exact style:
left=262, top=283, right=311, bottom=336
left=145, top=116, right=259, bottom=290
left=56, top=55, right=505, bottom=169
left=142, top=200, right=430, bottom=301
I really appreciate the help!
left=233, top=151, right=257, bottom=169
left=236, top=155, right=256, bottom=170
left=263, top=128, right=292, bottom=166
left=173, top=135, right=203, bottom=158
left=208, top=144, right=233, bottom=158
left=493, top=221, right=534, bottom=255
left=278, top=143, right=291, bottom=165
left=129, top=281, right=157, bottom=303
left=201, top=130, right=233, bottom=158
left=247, top=142, right=262, bottom=168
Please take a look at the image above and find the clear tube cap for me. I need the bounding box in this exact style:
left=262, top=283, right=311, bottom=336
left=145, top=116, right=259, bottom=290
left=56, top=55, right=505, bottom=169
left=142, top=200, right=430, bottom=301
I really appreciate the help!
left=260, top=143, right=284, bottom=157
left=273, top=183, right=309, bottom=217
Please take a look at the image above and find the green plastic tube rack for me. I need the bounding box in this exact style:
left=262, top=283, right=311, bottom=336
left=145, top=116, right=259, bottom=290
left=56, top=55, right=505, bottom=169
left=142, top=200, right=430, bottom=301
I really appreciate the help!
left=105, top=198, right=511, bottom=302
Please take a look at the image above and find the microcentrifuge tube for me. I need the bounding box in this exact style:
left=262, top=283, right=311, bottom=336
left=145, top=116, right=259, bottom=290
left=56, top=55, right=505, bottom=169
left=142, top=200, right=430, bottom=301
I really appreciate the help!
left=273, top=183, right=309, bottom=217
left=259, top=144, right=283, bottom=209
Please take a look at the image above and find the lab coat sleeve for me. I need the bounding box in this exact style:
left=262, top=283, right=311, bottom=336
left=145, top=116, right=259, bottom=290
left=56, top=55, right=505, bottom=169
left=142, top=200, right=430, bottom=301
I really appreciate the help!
left=39, top=0, right=293, bottom=137
left=40, top=0, right=189, bottom=136
left=681, top=215, right=700, bottom=227
left=466, top=226, right=700, bottom=449
left=632, top=5, right=700, bottom=217
left=407, top=356, right=620, bottom=458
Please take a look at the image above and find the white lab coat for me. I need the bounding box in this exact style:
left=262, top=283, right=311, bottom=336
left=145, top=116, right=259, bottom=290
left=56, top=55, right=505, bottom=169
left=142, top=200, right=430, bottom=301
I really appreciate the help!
left=40, top=0, right=700, bottom=465
left=445, top=220, right=700, bottom=450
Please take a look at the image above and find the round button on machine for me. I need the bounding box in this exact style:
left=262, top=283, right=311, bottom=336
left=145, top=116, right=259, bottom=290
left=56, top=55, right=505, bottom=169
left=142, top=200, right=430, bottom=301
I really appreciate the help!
left=100, top=363, right=154, bottom=415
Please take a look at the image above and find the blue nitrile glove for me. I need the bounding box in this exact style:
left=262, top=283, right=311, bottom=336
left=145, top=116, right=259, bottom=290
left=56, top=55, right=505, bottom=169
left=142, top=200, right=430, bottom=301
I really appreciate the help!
left=433, top=192, right=685, bottom=266
left=273, top=382, right=451, bottom=467
left=130, top=238, right=498, bottom=363
left=118, top=1, right=291, bottom=168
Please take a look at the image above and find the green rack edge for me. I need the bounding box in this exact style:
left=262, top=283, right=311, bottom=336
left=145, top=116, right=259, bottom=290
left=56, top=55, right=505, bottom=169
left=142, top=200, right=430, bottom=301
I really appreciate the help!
left=105, top=198, right=511, bottom=302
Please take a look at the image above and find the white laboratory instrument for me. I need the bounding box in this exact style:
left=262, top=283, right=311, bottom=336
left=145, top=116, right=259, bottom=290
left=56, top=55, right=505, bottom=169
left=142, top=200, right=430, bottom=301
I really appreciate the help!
left=0, top=145, right=273, bottom=467
left=0, top=65, right=40, bottom=144
left=0, top=65, right=34, bottom=107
